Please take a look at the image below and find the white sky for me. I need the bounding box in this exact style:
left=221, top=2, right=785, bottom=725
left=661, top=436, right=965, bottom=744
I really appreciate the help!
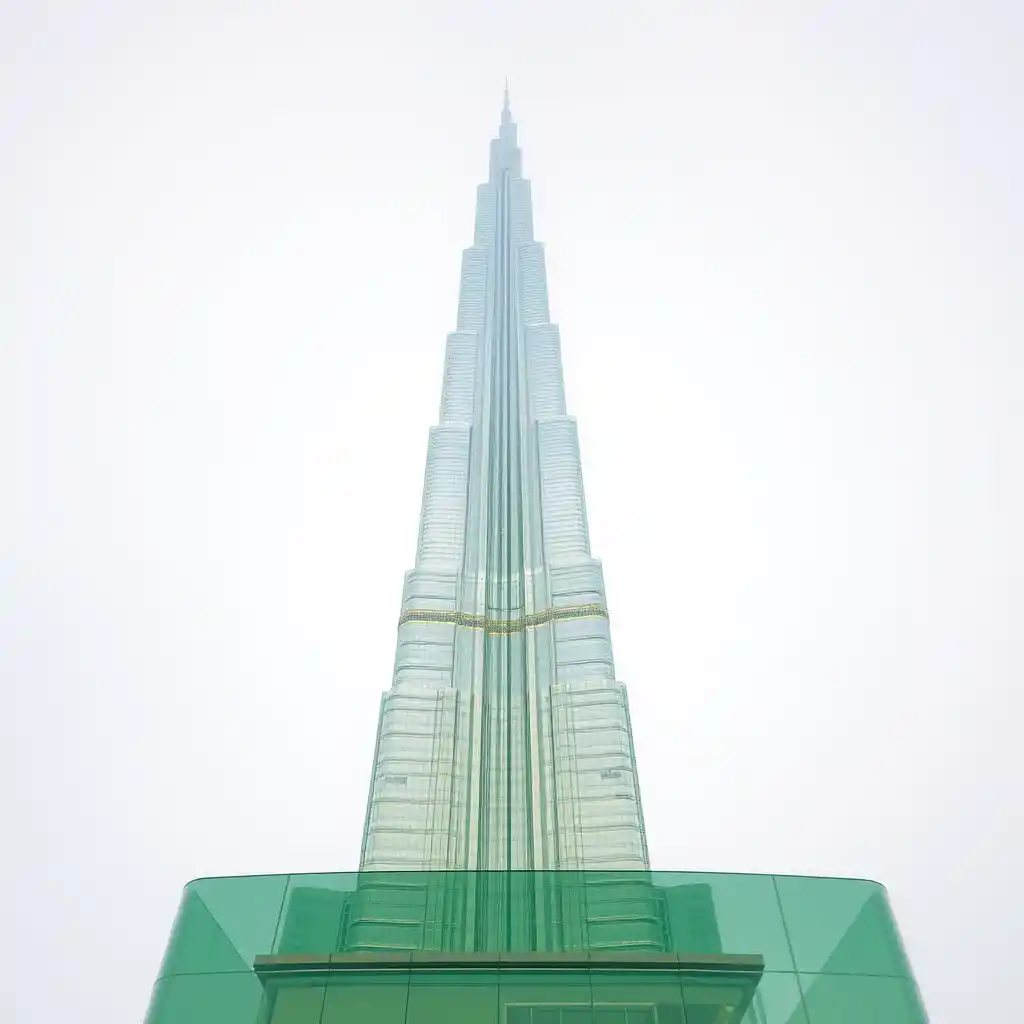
left=3, top=1, right=1021, bottom=1020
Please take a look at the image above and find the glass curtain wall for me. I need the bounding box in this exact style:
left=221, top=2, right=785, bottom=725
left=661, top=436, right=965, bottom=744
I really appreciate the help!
left=360, top=91, right=647, bottom=873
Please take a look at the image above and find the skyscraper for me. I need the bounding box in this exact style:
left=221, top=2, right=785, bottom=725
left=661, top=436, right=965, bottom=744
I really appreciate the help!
left=145, top=92, right=931, bottom=1024
left=359, top=88, right=648, bottom=874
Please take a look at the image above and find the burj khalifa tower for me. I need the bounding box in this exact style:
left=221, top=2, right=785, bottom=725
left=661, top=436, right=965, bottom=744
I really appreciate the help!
left=360, top=90, right=649, bottom=874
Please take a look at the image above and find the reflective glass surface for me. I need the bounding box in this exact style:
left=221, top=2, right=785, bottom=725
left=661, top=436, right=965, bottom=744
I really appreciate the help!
left=774, top=876, right=911, bottom=977
left=146, top=870, right=928, bottom=1023
left=319, top=973, right=409, bottom=1024
left=798, top=974, right=928, bottom=1024
left=362, top=97, right=648, bottom=874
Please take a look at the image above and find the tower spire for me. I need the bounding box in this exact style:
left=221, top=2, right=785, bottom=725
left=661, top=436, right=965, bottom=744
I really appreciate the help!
left=502, top=79, right=511, bottom=124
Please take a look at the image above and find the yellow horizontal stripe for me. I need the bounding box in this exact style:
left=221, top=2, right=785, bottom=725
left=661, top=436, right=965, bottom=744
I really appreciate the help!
left=398, top=603, right=609, bottom=634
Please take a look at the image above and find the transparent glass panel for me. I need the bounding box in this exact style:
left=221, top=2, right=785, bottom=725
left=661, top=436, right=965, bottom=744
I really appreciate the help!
left=147, top=871, right=928, bottom=1023
left=320, top=972, right=410, bottom=1024
left=774, top=877, right=910, bottom=977
left=499, top=969, right=593, bottom=1024
left=678, top=969, right=764, bottom=1024
left=407, top=969, right=499, bottom=1024
left=653, top=873, right=794, bottom=971
left=274, top=873, right=357, bottom=955
left=259, top=976, right=327, bottom=1024
left=145, top=972, right=264, bottom=1024
left=588, top=969, right=685, bottom=1024
left=745, top=973, right=806, bottom=1024
left=188, top=875, right=289, bottom=971
left=798, top=973, right=927, bottom=1024
left=345, top=872, right=437, bottom=951
left=158, top=889, right=252, bottom=978
left=680, top=972, right=806, bottom=1024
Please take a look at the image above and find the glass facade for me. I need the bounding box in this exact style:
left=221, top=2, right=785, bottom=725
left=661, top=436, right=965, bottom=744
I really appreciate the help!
left=145, top=870, right=929, bottom=1023
left=362, top=88, right=647, bottom=874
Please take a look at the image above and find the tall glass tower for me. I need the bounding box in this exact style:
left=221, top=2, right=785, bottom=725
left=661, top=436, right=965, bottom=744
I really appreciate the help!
left=145, top=91, right=931, bottom=1024
left=359, top=90, right=649, bottom=873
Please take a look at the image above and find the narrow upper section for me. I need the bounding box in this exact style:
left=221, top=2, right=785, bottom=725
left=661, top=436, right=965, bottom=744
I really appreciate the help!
left=490, top=84, right=522, bottom=180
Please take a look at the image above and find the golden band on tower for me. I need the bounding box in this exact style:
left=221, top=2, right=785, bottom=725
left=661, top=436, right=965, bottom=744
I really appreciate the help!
left=398, top=603, right=609, bottom=635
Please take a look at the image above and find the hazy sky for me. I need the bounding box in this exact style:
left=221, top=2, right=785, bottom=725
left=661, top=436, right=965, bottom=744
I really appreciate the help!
left=3, top=1, right=1021, bottom=1020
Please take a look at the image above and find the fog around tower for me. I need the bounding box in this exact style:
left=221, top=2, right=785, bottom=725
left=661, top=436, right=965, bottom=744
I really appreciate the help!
left=2, top=1, right=1021, bottom=1021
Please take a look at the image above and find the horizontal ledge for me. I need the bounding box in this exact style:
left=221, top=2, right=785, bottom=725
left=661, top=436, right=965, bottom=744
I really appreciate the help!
left=398, top=604, right=609, bottom=633
left=253, top=951, right=765, bottom=975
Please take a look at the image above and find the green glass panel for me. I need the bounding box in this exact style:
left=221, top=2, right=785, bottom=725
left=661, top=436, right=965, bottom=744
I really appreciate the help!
left=499, top=969, right=593, bottom=1022
left=679, top=970, right=763, bottom=1024
left=680, top=972, right=806, bottom=1024
left=798, top=973, right=927, bottom=1024
left=653, top=873, right=794, bottom=971
left=774, top=877, right=909, bottom=977
left=471, top=869, right=564, bottom=951
left=407, top=969, right=499, bottom=1024
left=275, top=874, right=357, bottom=955
left=145, top=972, right=264, bottom=1024
left=346, top=872, right=434, bottom=951
left=260, top=977, right=328, bottom=1024
left=158, top=889, right=251, bottom=978
left=572, top=874, right=668, bottom=952
left=146, top=871, right=928, bottom=1024
left=589, top=969, right=685, bottom=1024
left=659, top=883, right=721, bottom=954
left=190, top=874, right=289, bottom=969
left=320, top=972, right=410, bottom=1024
left=745, top=973, right=807, bottom=1024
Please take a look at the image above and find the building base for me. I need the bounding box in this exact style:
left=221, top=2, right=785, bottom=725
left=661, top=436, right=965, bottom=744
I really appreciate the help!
left=146, top=870, right=928, bottom=1023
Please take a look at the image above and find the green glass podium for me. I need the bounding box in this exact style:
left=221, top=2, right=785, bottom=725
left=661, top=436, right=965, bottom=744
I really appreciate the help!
left=146, top=870, right=928, bottom=1023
